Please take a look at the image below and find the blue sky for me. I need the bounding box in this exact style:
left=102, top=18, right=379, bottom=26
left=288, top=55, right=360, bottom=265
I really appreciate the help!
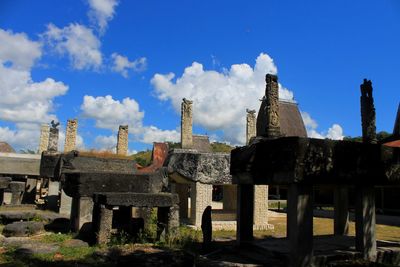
left=0, top=0, right=399, bottom=153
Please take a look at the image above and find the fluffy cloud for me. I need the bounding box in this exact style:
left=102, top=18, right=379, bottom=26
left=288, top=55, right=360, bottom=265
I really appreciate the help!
left=94, top=134, right=117, bottom=150
left=81, top=95, right=144, bottom=130
left=301, top=112, right=344, bottom=140
left=42, top=23, right=102, bottom=70
left=87, top=0, right=119, bottom=34
left=151, top=53, right=294, bottom=144
left=0, top=29, right=68, bottom=151
left=81, top=95, right=179, bottom=144
left=111, top=53, right=147, bottom=78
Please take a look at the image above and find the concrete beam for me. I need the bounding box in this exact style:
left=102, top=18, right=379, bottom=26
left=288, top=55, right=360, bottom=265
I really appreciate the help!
left=0, top=153, right=40, bottom=176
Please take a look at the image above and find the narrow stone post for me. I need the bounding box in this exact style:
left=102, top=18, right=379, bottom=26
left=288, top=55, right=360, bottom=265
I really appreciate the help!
left=9, top=181, right=25, bottom=205
left=157, top=204, right=179, bottom=241
left=190, top=182, right=212, bottom=227
left=237, top=184, right=254, bottom=244
left=116, top=125, right=129, bottom=156
left=356, top=79, right=377, bottom=260
left=59, top=189, right=72, bottom=216
left=355, top=186, right=376, bottom=260
left=70, top=197, right=94, bottom=232
left=47, top=180, right=60, bottom=211
left=64, top=119, right=78, bottom=152
left=47, top=122, right=59, bottom=152
left=181, top=98, right=193, bottom=149
left=23, top=178, right=37, bottom=204
left=334, top=185, right=349, bottom=236
left=38, top=124, right=50, bottom=154
left=94, top=204, right=113, bottom=244
left=246, top=109, right=257, bottom=144
left=174, top=184, right=189, bottom=219
left=287, top=184, right=313, bottom=267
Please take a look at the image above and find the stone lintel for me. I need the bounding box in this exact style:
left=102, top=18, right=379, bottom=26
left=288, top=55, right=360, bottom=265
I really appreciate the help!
left=93, top=192, right=179, bottom=207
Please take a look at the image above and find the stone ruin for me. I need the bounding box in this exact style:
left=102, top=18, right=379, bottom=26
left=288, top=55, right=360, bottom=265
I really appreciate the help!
left=230, top=76, right=400, bottom=266
left=165, top=91, right=307, bottom=230
left=117, top=125, right=129, bottom=156
left=64, top=118, right=78, bottom=153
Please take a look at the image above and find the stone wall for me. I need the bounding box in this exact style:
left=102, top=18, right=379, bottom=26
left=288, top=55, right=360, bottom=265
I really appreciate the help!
left=116, top=125, right=128, bottom=156
left=64, top=119, right=78, bottom=152
left=181, top=98, right=193, bottom=149
left=38, top=124, right=50, bottom=154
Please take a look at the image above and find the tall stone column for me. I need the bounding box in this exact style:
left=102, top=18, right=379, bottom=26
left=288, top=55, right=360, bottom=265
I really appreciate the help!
left=257, top=74, right=281, bottom=138
left=190, top=182, right=212, bottom=227
left=355, top=79, right=377, bottom=260
left=38, top=124, right=50, bottom=154
left=64, top=119, right=78, bottom=152
left=47, top=123, right=59, bottom=152
left=174, top=183, right=189, bottom=220
left=223, top=185, right=237, bottom=211
left=237, top=184, right=254, bottom=244
left=334, top=185, right=349, bottom=236
left=116, top=125, right=129, bottom=156
left=246, top=109, right=257, bottom=144
left=181, top=98, right=193, bottom=149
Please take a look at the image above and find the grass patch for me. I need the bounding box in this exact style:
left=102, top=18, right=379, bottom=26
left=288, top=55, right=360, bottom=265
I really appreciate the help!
left=39, top=232, right=74, bottom=243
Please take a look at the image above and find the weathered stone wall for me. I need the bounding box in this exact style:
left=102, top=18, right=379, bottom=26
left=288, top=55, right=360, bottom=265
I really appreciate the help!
left=38, top=124, right=50, bottom=154
left=246, top=109, right=256, bottom=145
left=64, top=119, right=78, bottom=152
left=117, top=125, right=128, bottom=156
left=181, top=98, right=193, bottom=149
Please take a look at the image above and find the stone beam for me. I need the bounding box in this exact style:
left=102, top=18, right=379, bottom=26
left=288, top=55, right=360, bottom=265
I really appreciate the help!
left=0, top=153, right=41, bottom=176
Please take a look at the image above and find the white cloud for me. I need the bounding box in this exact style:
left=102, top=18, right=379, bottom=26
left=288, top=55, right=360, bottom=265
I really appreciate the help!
left=301, top=112, right=344, bottom=140
left=94, top=134, right=117, bottom=151
left=81, top=95, right=179, bottom=145
left=151, top=53, right=294, bottom=145
left=81, top=95, right=144, bottom=130
left=0, top=29, right=68, bottom=150
left=42, top=23, right=102, bottom=70
left=0, top=29, right=42, bottom=70
left=87, top=0, right=119, bottom=34
left=111, top=53, right=147, bottom=78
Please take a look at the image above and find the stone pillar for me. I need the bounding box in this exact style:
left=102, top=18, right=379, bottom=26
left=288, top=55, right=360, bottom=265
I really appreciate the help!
left=47, top=180, right=60, bottom=211
left=181, top=98, right=193, bottom=149
left=175, top=184, right=189, bottom=219
left=157, top=204, right=180, bottom=241
left=355, top=185, right=376, bottom=260
left=334, top=185, right=349, bottom=236
left=246, top=109, right=257, bottom=144
left=287, top=184, right=313, bottom=267
left=116, top=125, right=129, bottom=156
left=254, top=185, right=269, bottom=226
left=70, top=197, right=94, bottom=232
left=38, top=124, right=50, bottom=154
left=360, top=79, right=377, bottom=144
left=94, top=204, right=113, bottom=244
left=190, top=182, right=212, bottom=227
left=256, top=74, right=281, bottom=138
left=64, top=119, right=78, bottom=152
left=22, top=178, right=37, bottom=204
left=48, top=125, right=59, bottom=152
left=9, top=181, right=25, bottom=205
left=237, top=184, right=254, bottom=244
left=0, top=177, right=11, bottom=205
left=59, top=189, right=72, bottom=217
left=222, top=185, right=237, bottom=211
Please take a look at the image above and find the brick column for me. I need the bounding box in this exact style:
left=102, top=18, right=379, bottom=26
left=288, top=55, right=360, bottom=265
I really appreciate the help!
left=64, top=119, right=78, bottom=152
left=38, top=124, right=50, bottom=154
left=116, top=125, right=128, bottom=155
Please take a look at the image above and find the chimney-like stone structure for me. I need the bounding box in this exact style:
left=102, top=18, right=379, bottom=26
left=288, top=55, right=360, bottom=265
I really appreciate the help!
left=181, top=98, right=193, bottom=149
left=48, top=121, right=60, bottom=152
left=64, top=119, right=78, bottom=152
left=246, top=109, right=257, bottom=145
left=393, top=104, right=400, bottom=137
left=256, top=74, right=281, bottom=138
left=38, top=124, right=50, bottom=154
left=116, top=125, right=129, bottom=156
left=360, top=79, right=377, bottom=144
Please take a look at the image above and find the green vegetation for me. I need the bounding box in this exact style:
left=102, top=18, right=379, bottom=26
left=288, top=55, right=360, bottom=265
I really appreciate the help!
left=130, top=149, right=152, bottom=166
left=343, top=131, right=391, bottom=142
left=211, top=142, right=234, bottom=153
